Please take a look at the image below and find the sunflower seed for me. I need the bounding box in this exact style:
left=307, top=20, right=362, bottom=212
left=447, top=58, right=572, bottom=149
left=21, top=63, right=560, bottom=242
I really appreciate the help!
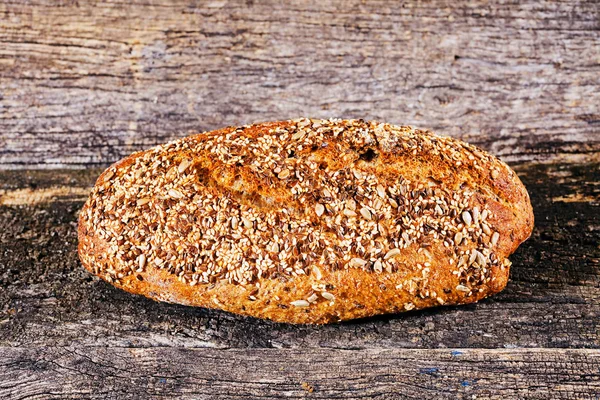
left=482, top=223, right=491, bottom=235
left=104, top=170, right=114, bottom=180
left=343, top=209, right=357, bottom=217
left=491, top=232, right=500, bottom=246
left=321, top=292, right=335, bottom=301
left=178, top=158, right=192, bottom=173
left=373, top=260, right=383, bottom=272
left=242, top=216, right=253, bottom=229
left=346, top=199, right=356, bottom=210
left=138, top=254, right=146, bottom=270
left=476, top=250, right=486, bottom=266
left=472, top=206, right=480, bottom=224
left=468, top=250, right=477, bottom=265
left=462, top=210, right=472, bottom=225
left=456, top=284, right=470, bottom=292
left=454, top=232, right=463, bottom=245
left=168, top=189, right=184, bottom=199
left=312, top=266, right=323, bottom=280
left=278, top=169, right=290, bottom=179
left=350, top=258, right=367, bottom=268
left=360, top=207, right=372, bottom=220
left=481, top=209, right=489, bottom=221
left=384, top=248, right=401, bottom=260
left=292, top=131, right=306, bottom=141
left=315, top=203, right=325, bottom=216
left=291, top=300, right=310, bottom=307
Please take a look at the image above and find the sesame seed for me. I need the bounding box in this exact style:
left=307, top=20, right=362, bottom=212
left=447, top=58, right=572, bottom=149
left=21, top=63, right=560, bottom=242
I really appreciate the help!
left=307, top=293, right=319, bottom=303
left=491, top=169, right=499, bottom=179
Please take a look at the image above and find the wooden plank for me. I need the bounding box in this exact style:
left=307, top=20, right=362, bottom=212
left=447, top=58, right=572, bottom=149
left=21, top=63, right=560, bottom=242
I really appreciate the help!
left=1, top=347, right=599, bottom=399
left=1, top=0, right=599, bottom=168
left=1, top=162, right=598, bottom=349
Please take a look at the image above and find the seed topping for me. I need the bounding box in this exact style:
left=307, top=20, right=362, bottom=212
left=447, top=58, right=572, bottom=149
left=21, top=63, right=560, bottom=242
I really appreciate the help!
left=79, top=118, right=508, bottom=302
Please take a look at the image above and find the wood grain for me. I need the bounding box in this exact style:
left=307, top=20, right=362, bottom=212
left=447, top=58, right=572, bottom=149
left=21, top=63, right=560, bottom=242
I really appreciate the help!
left=1, top=0, right=599, bottom=168
left=1, top=347, right=599, bottom=399
left=1, top=1, right=600, bottom=397
left=1, top=163, right=598, bottom=350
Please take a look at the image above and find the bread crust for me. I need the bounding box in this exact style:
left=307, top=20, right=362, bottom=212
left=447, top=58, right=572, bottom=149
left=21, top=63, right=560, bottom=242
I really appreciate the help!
left=78, top=119, right=533, bottom=324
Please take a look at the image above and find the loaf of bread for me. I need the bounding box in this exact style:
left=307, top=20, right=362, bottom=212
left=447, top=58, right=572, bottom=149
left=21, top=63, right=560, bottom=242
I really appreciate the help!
left=78, top=118, right=533, bottom=324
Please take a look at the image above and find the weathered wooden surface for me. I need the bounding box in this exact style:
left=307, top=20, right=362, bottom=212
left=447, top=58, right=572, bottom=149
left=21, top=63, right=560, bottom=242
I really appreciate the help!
left=1, top=347, right=599, bottom=399
left=1, top=0, right=599, bottom=168
left=0, top=163, right=599, bottom=398
left=2, top=0, right=600, bottom=398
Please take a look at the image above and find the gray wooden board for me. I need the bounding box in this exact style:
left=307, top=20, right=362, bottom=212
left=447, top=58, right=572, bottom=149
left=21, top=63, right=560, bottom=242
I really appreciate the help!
left=1, top=0, right=599, bottom=168
left=1, top=347, right=599, bottom=399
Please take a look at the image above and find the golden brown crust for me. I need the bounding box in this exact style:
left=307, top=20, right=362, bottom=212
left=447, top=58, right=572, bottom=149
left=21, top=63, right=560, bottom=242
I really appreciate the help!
left=78, top=118, right=533, bottom=324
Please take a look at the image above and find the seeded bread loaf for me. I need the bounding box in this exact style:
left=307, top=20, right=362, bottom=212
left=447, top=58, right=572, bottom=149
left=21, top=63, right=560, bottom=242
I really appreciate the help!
left=78, top=118, right=533, bottom=324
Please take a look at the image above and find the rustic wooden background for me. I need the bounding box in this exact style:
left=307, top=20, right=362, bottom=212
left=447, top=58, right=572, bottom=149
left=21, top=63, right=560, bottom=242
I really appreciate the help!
left=1, top=1, right=599, bottom=399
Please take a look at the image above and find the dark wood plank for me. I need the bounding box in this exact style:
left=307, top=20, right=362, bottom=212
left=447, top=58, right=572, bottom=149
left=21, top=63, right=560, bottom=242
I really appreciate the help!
left=1, top=347, right=599, bottom=399
left=1, top=162, right=598, bottom=349
left=1, top=0, right=599, bottom=168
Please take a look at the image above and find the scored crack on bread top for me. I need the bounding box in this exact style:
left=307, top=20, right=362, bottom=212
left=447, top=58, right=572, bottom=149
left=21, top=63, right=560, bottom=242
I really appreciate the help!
left=78, top=118, right=533, bottom=323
